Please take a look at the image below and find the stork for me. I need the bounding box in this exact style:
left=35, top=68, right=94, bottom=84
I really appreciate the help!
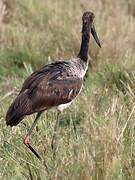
left=6, top=11, right=101, bottom=160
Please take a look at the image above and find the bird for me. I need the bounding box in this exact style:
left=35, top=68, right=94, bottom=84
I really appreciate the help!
left=6, top=11, right=101, bottom=160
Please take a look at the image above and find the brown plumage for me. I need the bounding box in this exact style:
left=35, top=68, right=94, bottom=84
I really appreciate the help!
left=6, top=11, right=101, bottom=159
left=6, top=62, right=83, bottom=126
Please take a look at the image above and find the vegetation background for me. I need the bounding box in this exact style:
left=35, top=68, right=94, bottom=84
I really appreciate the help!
left=0, top=0, right=135, bottom=179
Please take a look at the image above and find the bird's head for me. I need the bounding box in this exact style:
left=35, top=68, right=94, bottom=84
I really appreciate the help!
left=82, top=11, right=101, bottom=48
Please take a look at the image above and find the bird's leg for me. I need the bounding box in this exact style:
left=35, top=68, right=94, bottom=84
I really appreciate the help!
left=69, top=111, right=78, bottom=140
left=51, top=110, right=61, bottom=152
left=24, top=112, right=42, bottom=160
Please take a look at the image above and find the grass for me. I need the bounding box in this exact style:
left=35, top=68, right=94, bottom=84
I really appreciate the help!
left=0, top=0, right=135, bottom=179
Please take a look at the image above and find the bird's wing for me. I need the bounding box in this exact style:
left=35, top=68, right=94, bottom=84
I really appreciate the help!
left=19, top=61, right=83, bottom=112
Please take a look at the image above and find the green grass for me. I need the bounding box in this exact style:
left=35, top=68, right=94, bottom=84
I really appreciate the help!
left=0, top=0, right=135, bottom=179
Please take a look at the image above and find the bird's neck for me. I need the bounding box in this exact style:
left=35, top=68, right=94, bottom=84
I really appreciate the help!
left=77, top=24, right=90, bottom=62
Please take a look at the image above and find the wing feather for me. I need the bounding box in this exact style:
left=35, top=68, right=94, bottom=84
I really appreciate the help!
left=19, top=61, right=83, bottom=112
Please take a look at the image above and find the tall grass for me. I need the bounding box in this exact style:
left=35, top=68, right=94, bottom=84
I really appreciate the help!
left=0, top=0, right=135, bottom=179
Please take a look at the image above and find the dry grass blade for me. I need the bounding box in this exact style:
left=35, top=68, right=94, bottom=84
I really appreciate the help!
left=117, top=104, right=135, bottom=142
left=26, top=163, right=34, bottom=180
left=0, top=90, right=15, bottom=102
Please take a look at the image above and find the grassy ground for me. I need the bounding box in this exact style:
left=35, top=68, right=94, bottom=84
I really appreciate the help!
left=0, top=0, right=135, bottom=179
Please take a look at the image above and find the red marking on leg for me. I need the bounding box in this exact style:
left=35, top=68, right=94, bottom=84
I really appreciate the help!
left=24, top=136, right=30, bottom=147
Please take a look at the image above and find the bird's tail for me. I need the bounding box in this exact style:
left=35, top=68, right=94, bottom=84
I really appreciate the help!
left=6, top=91, right=30, bottom=127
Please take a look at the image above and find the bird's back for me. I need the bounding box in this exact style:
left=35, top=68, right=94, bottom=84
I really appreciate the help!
left=6, top=58, right=84, bottom=126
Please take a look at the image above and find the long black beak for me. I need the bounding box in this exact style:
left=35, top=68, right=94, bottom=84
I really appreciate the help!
left=91, top=24, right=101, bottom=48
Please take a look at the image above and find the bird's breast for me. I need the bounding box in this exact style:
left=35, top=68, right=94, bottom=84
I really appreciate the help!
left=57, top=101, right=73, bottom=112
